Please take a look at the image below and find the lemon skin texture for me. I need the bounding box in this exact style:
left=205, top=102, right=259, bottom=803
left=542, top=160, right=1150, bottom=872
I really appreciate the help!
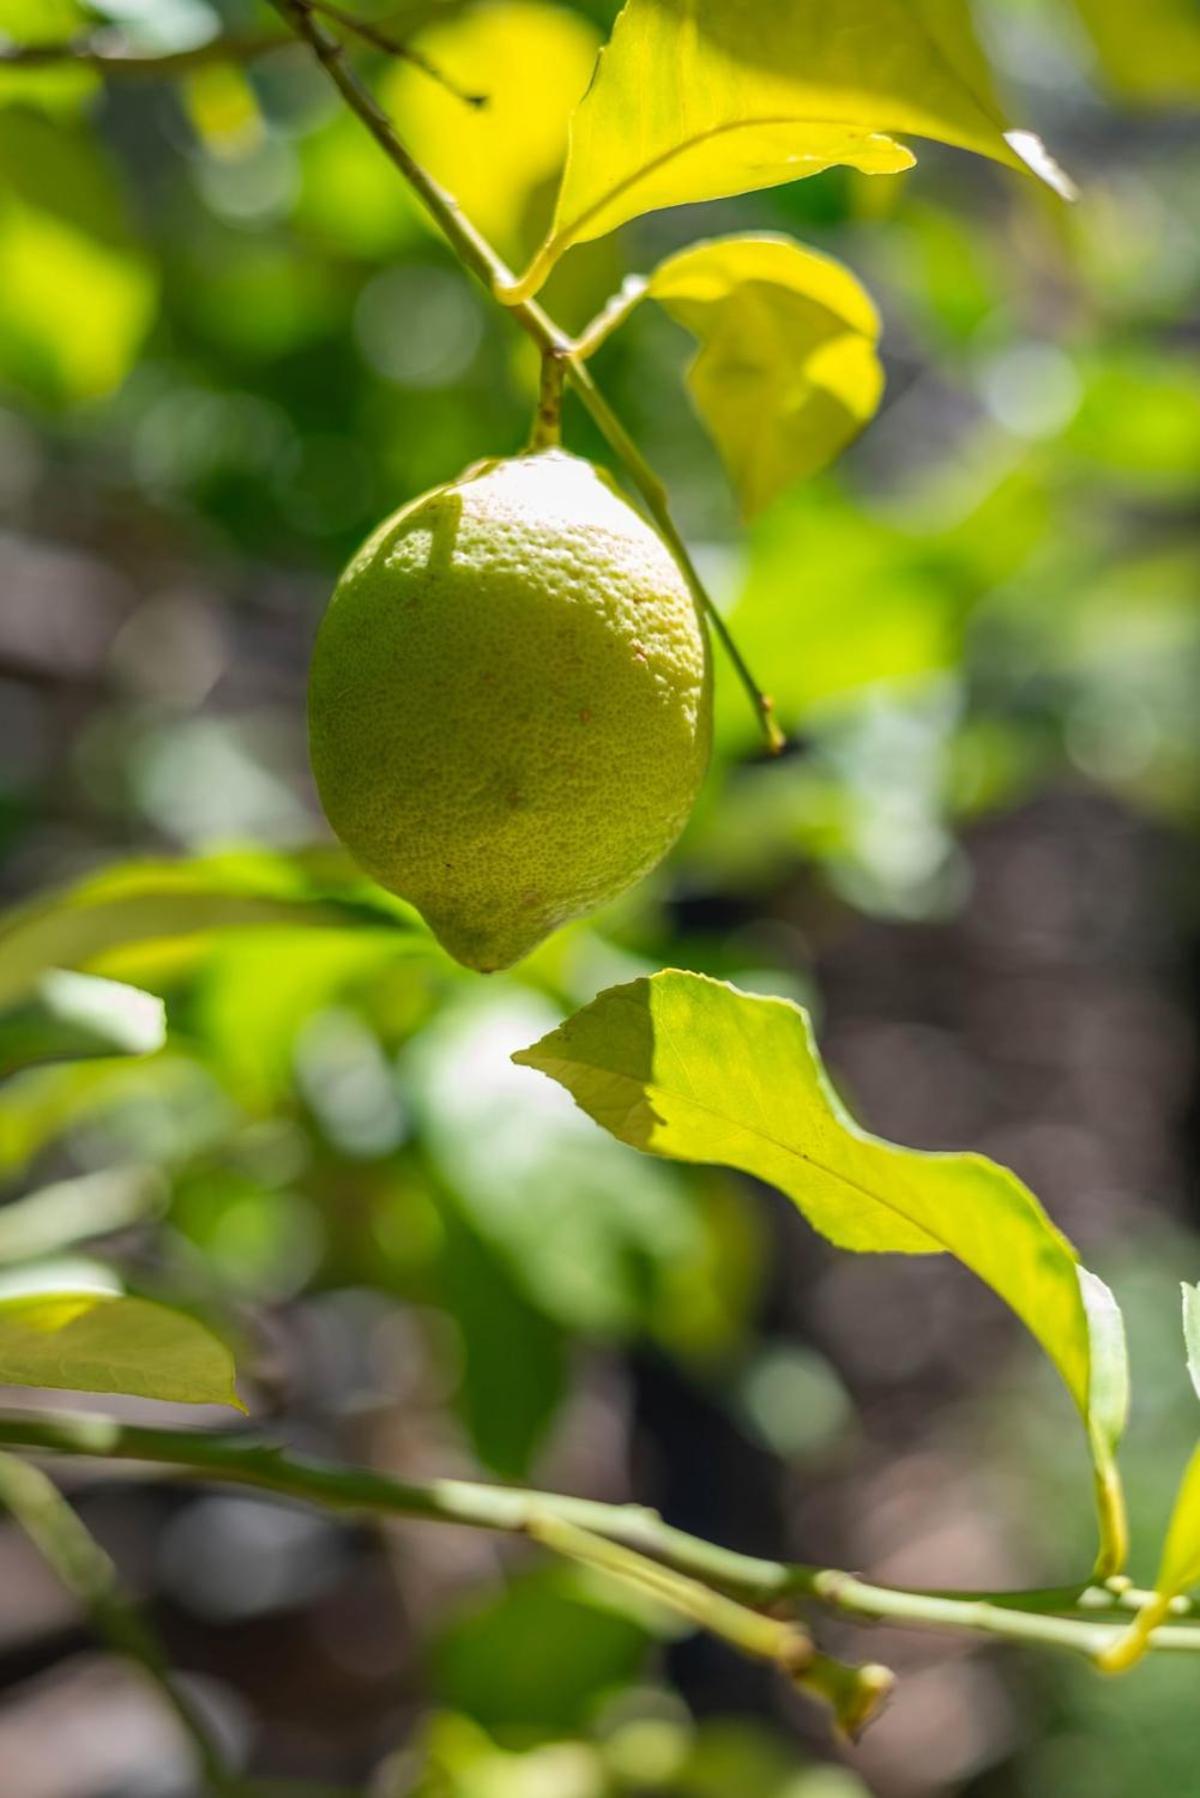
left=308, top=450, right=712, bottom=972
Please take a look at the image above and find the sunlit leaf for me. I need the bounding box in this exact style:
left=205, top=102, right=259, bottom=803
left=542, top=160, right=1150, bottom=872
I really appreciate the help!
left=509, top=0, right=1073, bottom=297
left=0, top=847, right=431, bottom=1006
left=0, top=112, right=156, bottom=403
left=515, top=971, right=1126, bottom=1568
left=0, top=1267, right=241, bottom=1407
left=0, top=971, right=165, bottom=1080
left=383, top=0, right=602, bottom=261
left=648, top=233, right=884, bottom=517
left=1184, top=1282, right=1200, bottom=1401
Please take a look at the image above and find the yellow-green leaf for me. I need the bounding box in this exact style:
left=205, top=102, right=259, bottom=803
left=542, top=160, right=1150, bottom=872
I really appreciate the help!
left=648, top=234, right=884, bottom=517
left=0, top=971, right=165, bottom=1080
left=0, top=1272, right=241, bottom=1408
left=0, top=847, right=429, bottom=1007
left=514, top=971, right=1126, bottom=1568
left=383, top=0, right=602, bottom=262
left=0, top=111, right=156, bottom=405
left=509, top=0, right=1073, bottom=297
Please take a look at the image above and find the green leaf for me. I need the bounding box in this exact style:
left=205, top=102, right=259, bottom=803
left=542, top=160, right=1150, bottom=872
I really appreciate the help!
left=508, top=0, right=1073, bottom=297
left=647, top=234, right=884, bottom=517
left=1078, top=1267, right=1130, bottom=1574
left=0, top=111, right=156, bottom=404
left=1100, top=1281, right=1200, bottom=1669
left=437, top=1208, right=566, bottom=1481
left=432, top=1565, right=652, bottom=1734
left=0, top=971, right=165, bottom=1080
left=0, top=1269, right=241, bottom=1408
left=1184, top=1282, right=1200, bottom=1401
left=514, top=971, right=1126, bottom=1568
left=0, top=847, right=430, bottom=1007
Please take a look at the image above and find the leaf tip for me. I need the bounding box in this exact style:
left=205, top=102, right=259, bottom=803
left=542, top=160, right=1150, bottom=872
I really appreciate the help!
left=1004, top=129, right=1078, bottom=202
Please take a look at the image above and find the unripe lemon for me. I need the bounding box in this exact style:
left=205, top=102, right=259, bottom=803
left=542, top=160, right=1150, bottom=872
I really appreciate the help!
left=308, top=449, right=711, bottom=971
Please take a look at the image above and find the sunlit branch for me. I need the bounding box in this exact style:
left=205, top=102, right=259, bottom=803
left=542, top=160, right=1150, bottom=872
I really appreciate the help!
left=2, top=1411, right=1199, bottom=1667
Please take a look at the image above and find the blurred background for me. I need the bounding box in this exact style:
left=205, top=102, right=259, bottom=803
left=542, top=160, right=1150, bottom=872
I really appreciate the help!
left=0, top=0, right=1198, bottom=1792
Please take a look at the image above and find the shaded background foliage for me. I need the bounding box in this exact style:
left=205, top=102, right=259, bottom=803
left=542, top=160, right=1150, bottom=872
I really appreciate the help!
left=0, top=0, right=1197, bottom=1791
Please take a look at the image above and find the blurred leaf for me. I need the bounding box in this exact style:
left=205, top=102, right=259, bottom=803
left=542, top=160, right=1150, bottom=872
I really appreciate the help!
left=0, top=971, right=165, bottom=1080
left=1072, top=0, right=1200, bottom=102
left=647, top=234, right=884, bottom=518
left=433, top=1565, right=651, bottom=1733
left=192, top=928, right=415, bottom=1110
left=720, top=490, right=960, bottom=736
left=0, top=0, right=97, bottom=111
left=512, top=0, right=1072, bottom=295
left=0, top=1166, right=166, bottom=1265
left=438, top=1208, right=566, bottom=1479
left=411, top=993, right=700, bottom=1336
left=181, top=63, right=264, bottom=161
left=296, top=109, right=427, bottom=258
left=0, top=847, right=430, bottom=1006
left=515, top=971, right=1127, bottom=1568
left=383, top=0, right=602, bottom=261
left=1067, top=351, right=1200, bottom=492
left=0, top=1268, right=241, bottom=1407
left=0, top=111, right=156, bottom=403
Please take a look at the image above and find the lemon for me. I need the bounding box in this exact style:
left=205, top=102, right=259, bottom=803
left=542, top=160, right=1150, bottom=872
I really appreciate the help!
left=308, top=449, right=711, bottom=971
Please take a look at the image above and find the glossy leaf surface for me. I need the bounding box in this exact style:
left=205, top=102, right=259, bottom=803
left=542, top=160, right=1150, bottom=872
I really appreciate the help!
left=512, top=0, right=1072, bottom=294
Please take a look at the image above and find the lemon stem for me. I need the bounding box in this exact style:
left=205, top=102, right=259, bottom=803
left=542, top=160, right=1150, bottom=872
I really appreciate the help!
left=265, top=0, right=783, bottom=756
left=527, top=349, right=566, bottom=451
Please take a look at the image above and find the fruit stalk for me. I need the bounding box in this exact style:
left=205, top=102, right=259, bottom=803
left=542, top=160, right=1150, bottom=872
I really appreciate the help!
left=265, top=0, right=783, bottom=755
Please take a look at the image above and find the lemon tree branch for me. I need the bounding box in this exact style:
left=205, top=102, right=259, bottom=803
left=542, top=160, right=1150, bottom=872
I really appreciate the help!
left=4, top=1410, right=1200, bottom=1668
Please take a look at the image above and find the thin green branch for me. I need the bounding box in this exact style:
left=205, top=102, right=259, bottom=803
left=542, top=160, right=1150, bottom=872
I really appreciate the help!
left=574, top=275, right=651, bottom=360
left=264, top=0, right=783, bottom=753
left=529, top=1513, right=893, bottom=1737
left=0, top=28, right=285, bottom=76
left=305, top=0, right=487, bottom=106
left=3, top=1411, right=1200, bottom=1666
left=0, top=13, right=478, bottom=107
left=0, top=1449, right=237, bottom=1794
